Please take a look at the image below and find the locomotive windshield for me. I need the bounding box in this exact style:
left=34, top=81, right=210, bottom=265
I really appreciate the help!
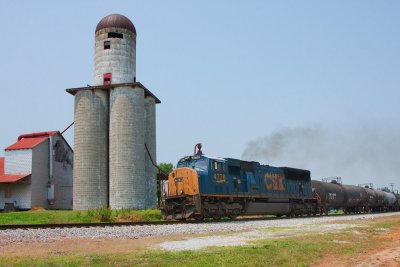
left=177, top=157, right=208, bottom=173
left=193, top=159, right=208, bottom=172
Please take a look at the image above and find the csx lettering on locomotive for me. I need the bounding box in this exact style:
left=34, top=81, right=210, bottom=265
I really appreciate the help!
left=264, top=173, right=285, bottom=191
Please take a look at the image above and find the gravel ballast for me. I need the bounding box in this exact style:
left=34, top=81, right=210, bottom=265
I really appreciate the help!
left=0, top=212, right=398, bottom=246
left=158, top=223, right=361, bottom=251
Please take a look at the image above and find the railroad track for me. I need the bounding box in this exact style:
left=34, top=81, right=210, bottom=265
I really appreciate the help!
left=0, top=220, right=203, bottom=230
left=0, top=217, right=275, bottom=230
left=0, top=213, right=355, bottom=230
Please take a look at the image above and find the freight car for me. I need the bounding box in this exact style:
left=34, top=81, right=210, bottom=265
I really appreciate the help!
left=161, top=145, right=316, bottom=220
left=395, top=193, right=400, bottom=211
left=312, top=179, right=399, bottom=214
left=311, top=179, right=344, bottom=215
left=383, top=190, right=397, bottom=211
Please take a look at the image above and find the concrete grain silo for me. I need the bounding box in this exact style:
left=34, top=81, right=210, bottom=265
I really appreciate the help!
left=67, top=14, right=160, bottom=210
left=72, top=90, right=109, bottom=210
left=109, top=86, right=146, bottom=209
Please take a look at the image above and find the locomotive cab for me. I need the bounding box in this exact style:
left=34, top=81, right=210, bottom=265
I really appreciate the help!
left=161, top=155, right=212, bottom=220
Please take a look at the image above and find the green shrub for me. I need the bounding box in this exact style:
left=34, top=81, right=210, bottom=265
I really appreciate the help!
left=85, top=207, right=114, bottom=222
left=86, top=209, right=96, bottom=220
left=0, top=208, right=163, bottom=225
left=96, top=207, right=114, bottom=222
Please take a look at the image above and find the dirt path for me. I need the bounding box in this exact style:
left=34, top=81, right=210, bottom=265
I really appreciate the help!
left=352, top=226, right=400, bottom=267
left=0, top=234, right=186, bottom=258
left=314, top=225, right=400, bottom=267
left=355, top=246, right=400, bottom=267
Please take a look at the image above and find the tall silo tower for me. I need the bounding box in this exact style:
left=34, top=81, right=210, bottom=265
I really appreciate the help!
left=67, top=14, right=160, bottom=210
left=95, top=14, right=143, bottom=209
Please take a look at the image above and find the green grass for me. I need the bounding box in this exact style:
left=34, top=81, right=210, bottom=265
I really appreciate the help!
left=0, top=234, right=360, bottom=267
left=329, top=209, right=344, bottom=215
left=372, top=219, right=400, bottom=229
left=0, top=225, right=379, bottom=267
left=260, top=226, right=295, bottom=233
left=0, top=209, right=162, bottom=225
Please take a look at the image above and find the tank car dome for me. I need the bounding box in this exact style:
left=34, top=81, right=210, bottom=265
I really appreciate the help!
left=95, top=14, right=136, bottom=34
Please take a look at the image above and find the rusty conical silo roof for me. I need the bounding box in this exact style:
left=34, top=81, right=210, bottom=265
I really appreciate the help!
left=95, top=14, right=136, bottom=34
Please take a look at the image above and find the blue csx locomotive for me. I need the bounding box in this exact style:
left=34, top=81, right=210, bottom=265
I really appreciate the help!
left=161, top=145, right=315, bottom=220
left=160, top=145, right=400, bottom=220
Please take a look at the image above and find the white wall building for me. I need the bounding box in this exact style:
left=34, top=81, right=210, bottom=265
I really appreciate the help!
left=0, top=131, right=73, bottom=211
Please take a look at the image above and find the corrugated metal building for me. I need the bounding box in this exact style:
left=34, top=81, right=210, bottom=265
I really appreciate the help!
left=0, top=131, right=73, bottom=211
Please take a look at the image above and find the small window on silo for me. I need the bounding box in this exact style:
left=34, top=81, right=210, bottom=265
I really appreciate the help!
left=104, top=41, right=111, bottom=50
left=103, top=73, right=112, bottom=85
left=108, top=32, right=123, bottom=39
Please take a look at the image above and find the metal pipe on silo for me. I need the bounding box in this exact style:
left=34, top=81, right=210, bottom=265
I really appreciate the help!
left=73, top=90, right=109, bottom=210
left=144, top=97, right=157, bottom=208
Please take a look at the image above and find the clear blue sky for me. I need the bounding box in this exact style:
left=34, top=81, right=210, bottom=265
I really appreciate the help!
left=0, top=1, right=399, bottom=189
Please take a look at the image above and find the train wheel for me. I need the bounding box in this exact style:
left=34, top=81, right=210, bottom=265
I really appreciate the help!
left=228, top=214, right=237, bottom=220
left=193, top=214, right=204, bottom=221
left=229, top=209, right=240, bottom=220
left=212, top=214, right=221, bottom=220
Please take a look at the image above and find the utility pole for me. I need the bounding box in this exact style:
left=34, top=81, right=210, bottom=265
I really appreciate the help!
left=389, top=183, right=394, bottom=192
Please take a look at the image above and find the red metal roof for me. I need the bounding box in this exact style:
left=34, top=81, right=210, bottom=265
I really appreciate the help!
left=5, top=131, right=58, bottom=150
left=0, top=173, right=30, bottom=183
left=0, top=157, right=4, bottom=175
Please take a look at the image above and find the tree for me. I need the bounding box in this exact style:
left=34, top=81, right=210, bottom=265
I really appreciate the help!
left=156, top=162, right=174, bottom=205
left=158, top=162, right=173, bottom=174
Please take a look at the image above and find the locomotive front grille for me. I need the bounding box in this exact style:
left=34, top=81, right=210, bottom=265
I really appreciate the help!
left=168, top=168, right=199, bottom=197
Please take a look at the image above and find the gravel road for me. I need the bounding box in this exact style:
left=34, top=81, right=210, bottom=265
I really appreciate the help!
left=158, top=222, right=361, bottom=251
left=0, top=212, right=398, bottom=246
